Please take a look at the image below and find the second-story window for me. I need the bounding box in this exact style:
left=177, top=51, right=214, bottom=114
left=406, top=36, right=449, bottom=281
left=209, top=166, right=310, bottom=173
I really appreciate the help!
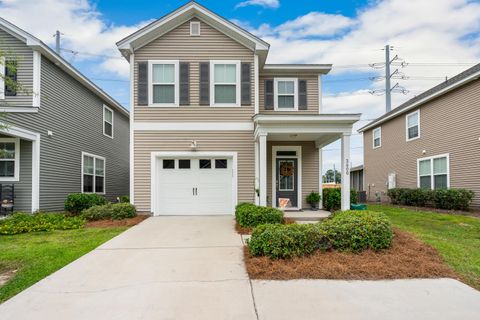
left=210, top=61, right=240, bottom=106
left=406, top=110, right=420, bottom=141
left=274, top=78, right=298, bottom=110
left=149, top=60, right=179, bottom=106
left=103, top=105, right=113, bottom=138
left=373, top=127, right=381, bottom=148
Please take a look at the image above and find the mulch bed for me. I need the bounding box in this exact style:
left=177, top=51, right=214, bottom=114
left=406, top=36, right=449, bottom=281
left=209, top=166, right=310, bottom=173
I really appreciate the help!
left=85, top=215, right=149, bottom=228
left=235, top=218, right=296, bottom=235
left=244, top=228, right=459, bottom=281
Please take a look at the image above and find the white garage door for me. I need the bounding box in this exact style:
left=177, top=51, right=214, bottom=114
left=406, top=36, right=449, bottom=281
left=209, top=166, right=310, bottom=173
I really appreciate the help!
left=154, top=157, right=233, bottom=215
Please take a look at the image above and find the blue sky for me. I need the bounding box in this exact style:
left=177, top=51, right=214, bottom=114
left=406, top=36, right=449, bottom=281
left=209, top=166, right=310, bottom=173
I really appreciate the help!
left=1, top=0, right=480, bottom=171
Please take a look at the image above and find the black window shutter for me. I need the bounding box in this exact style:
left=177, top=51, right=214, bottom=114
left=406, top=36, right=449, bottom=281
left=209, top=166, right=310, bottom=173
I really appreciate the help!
left=241, top=62, right=251, bottom=106
left=199, top=62, right=210, bottom=106
left=5, top=60, right=17, bottom=96
left=298, top=79, right=307, bottom=110
left=264, top=79, right=274, bottom=110
left=179, top=62, right=190, bottom=106
left=137, top=62, right=148, bottom=106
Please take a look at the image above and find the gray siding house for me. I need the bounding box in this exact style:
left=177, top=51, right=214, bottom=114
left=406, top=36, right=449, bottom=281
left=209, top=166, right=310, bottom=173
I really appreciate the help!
left=0, top=18, right=129, bottom=212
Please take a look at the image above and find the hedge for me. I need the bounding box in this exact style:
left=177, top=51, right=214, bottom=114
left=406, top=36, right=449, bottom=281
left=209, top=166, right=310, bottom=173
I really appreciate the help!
left=387, top=188, right=474, bottom=210
left=64, top=193, right=108, bottom=214
left=0, top=213, right=85, bottom=235
left=81, top=203, right=137, bottom=221
left=235, top=203, right=284, bottom=228
left=322, top=188, right=358, bottom=211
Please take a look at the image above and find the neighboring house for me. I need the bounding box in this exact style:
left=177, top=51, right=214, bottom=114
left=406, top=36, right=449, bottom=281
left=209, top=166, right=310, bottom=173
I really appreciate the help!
left=350, top=165, right=364, bottom=192
left=0, top=18, right=130, bottom=212
left=359, top=63, right=480, bottom=208
left=117, top=2, right=360, bottom=215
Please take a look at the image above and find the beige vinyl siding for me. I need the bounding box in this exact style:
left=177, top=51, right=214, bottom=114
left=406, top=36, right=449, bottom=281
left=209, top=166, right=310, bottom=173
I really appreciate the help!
left=363, top=79, right=480, bottom=208
left=267, top=141, right=319, bottom=208
left=134, top=19, right=255, bottom=122
left=0, top=28, right=33, bottom=107
left=259, top=74, right=319, bottom=114
left=134, top=131, right=255, bottom=213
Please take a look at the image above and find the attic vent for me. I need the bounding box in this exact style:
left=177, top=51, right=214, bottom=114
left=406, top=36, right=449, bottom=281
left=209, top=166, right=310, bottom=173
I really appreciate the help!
left=190, top=21, right=201, bottom=36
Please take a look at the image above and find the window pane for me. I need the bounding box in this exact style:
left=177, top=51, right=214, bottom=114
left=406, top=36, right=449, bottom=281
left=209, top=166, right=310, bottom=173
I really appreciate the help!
left=408, top=125, right=418, bottom=139
left=200, top=159, right=211, bottom=169
left=0, top=161, right=14, bottom=177
left=373, top=128, right=380, bottom=139
left=178, top=159, right=190, bottom=169
left=374, top=138, right=380, bottom=147
left=408, top=113, right=418, bottom=127
left=433, top=157, right=447, bottom=174
left=278, top=96, right=294, bottom=108
left=104, top=108, right=113, bottom=123
left=214, top=64, right=236, bottom=83
left=419, top=159, right=431, bottom=175
left=153, top=85, right=175, bottom=103
left=163, top=159, right=175, bottom=169
left=95, top=158, right=104, bottom=176
left=420, top=176, right=431, bottom=189
left=276, top=151, right=296, bottom=156
left=153, top=64, right=174, bottom=83
left=83, top=156, right=94, bottom=174
left=434, top=175, right=447, bottom=189
left=104, top=123, right=112, bottom=137
left=215, top=159, right=227, bottom=169
left=0, top=142, right=15, bottom=160
left=83, top=175, right=93, bottom=193
left=278, top=81, right=294, bottom=94
left=95, top=176, right=104, bottom=193
left=214, top=85, right=236, bottom=103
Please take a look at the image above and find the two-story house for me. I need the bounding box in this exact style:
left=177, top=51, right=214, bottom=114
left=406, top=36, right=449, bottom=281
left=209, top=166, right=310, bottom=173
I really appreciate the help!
left=0, top=18, right=130, bottom=212
left=359, top=63, right=480, bottom=208
left=117, top=2, right=360, bottom=215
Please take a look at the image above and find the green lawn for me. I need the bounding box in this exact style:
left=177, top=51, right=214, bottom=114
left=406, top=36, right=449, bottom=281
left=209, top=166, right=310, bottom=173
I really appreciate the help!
left=0, top=227, right=126, bottom=303
left=369, top=204, right=480, bottom=290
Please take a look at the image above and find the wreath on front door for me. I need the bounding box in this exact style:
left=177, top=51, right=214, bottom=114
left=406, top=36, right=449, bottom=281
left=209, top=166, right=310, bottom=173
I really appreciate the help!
left=280, top=162, right=294, bottom=177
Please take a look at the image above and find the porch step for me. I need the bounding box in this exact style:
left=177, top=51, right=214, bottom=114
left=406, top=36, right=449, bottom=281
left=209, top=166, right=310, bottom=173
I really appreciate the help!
left=284, top=210, right=331, bottom=223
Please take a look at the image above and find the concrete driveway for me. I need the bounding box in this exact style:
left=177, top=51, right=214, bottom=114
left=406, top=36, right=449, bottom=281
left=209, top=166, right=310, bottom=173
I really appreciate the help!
left=1, top=216, right=480, bottom=320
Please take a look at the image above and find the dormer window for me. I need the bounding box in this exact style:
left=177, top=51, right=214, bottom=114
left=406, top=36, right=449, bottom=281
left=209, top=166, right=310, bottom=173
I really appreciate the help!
left=190, top=21, right=201, bottom=36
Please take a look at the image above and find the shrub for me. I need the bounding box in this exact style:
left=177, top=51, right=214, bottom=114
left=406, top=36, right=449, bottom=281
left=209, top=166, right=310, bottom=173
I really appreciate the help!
left=64, top=193, right=108, bottom=215
left=235, top=203, right=284, bottom=227
left=247, top=223, right=329, bottom=259
left=118, top=195, right=130, bottom=203
left=319, top=210, right=393, bottom=252
left=387, top=188, right=474, bottom=210
left=306, top=191, right=321, bottom=205
left=322, top=188, right=358, bottom=211
left=81, top=203, right=137, bottom=221
left=0, top=213, right=85, bottom=235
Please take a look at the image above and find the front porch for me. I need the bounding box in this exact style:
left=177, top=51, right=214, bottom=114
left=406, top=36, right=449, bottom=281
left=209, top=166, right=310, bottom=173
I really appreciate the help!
left=253, top=114, right=361, bottom=211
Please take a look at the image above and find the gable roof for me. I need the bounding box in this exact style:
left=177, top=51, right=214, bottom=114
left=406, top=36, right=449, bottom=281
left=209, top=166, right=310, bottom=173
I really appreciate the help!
left=116, top=1, right=270, bottom=64
left=0, top=17, right=129, bottom=117
left=358, top=62, right=480, bottom=132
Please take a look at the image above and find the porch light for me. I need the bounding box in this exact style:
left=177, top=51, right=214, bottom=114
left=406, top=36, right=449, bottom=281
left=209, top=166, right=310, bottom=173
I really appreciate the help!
left=190, top=140, right=198, bottom=151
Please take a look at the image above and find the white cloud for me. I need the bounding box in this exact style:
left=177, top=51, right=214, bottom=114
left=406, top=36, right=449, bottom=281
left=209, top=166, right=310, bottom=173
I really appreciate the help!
left=236, top=0, right=279, bottom=9
left=0, top=0, right=150, bottom=78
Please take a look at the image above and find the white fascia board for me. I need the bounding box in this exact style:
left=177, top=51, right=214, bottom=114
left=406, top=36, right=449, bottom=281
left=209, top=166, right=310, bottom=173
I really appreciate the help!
left=254, top=114, right=362, bottom=124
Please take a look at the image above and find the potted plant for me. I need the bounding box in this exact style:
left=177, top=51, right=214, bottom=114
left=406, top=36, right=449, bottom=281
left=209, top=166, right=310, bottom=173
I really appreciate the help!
left=306, top=191, right=321, bottom=210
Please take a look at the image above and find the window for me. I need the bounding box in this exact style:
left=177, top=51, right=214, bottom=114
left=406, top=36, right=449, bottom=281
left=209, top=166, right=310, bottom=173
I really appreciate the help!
left=82, top=153, right=105, bottom=194
left=210, top=61, right=240, bottom=106
left=199, top=159, right=211, bottom=169
left=190, top=21, right=200, bottom=36
left=373, top=127, right=381, bottom=148
left=215, top=159, right=227, bottom=169
left=0, top=138, right=19, bottom=181
left=418, top=154, right=449, bottom=190
left=179, top=159, right=190, bottom=169
left=4, top=60, right=17, bottom=96
left=276, top=151, right=297, bottom=156
left=149, top=60, right=179, bottom=106
left=103, top=105, right=113, bottom=138
left=274, top=78, right=298, bottom=110
left=406, top=110, right=420, bottom=141
left=163, top=159, right=175, bottom=169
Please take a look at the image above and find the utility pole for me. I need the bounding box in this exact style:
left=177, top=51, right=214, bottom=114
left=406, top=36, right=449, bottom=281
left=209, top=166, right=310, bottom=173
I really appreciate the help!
left=385, top=44, right=392, bottom=112
left=55, top=30, right=61, bottom=55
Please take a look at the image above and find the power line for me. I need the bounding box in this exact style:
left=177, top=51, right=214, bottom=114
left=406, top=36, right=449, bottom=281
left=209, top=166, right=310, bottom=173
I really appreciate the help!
left=60, top=48, right=124, bottom=60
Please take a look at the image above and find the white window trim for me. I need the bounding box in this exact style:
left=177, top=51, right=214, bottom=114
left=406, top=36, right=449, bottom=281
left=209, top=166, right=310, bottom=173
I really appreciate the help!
left=372, top=127, right=381, bottom=149
left=0, top=137, right=20, bottom=182
left=406, top=110, right=420, bottom=141
left=148, top=60, right=179, bottom=107
left=81, top=152, right=106, bottom=195
left=190, top=21, right=201, bottom=36
left=0, top=56, right=5, bottom=100
left=103, top=105, right=114, bottom=138
left=210, top=60, right=241, bottom=107
left=416, top=153, right=450, bottom=190
left=274, top=77, right=298, bottom=111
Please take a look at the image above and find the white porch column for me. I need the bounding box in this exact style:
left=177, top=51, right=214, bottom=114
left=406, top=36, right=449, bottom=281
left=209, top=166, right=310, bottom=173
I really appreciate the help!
left=258, top=133, right=268, bottom=206
left=254, top=138, right=260, bottom=205
left=341, top=133, right=351, bottom=211
left=318, top=148, right=323, bottom=209
left=31, top=137, right=40, bottom=212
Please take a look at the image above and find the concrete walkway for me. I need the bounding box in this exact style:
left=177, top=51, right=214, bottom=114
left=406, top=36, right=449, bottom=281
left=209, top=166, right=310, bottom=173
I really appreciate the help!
left=1, top=216, right=480, bottom=319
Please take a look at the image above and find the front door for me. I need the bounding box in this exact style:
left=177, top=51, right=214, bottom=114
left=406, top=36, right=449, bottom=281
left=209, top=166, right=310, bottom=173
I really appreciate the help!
left=276, top=158, right=298, bottom=208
